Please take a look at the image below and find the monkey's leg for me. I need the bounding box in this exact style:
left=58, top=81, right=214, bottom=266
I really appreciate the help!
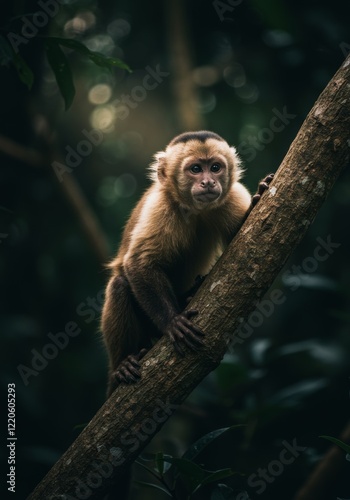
left=252, top=173, right=275, bottom=206
left=101, top=274, right=153, bottom=396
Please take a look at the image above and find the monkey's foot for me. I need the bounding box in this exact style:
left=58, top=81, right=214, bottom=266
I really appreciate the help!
left=112, top=349, right=148, bottom=384
left=252, top=173, right=275, bottom=206
left=166, top=310, right=205, bottom=356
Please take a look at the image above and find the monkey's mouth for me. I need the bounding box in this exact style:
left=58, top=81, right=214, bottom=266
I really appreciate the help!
left=194, top=190, right=221, bottom=203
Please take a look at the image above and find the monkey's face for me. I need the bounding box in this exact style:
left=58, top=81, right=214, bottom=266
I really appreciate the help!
left=179, top=139, right=238, bottom=210
left=186, top=160, right=225, bottom=208
left=150, top=134, right=242, bottom=212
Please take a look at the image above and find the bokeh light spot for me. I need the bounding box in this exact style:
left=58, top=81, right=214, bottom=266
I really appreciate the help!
left=88, top=84, right=112, bottom=105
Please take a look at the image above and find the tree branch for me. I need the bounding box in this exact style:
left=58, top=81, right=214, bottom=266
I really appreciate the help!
left=0, top=131, right=110, bottom=263
left=29, top=56, right=350, bottom=499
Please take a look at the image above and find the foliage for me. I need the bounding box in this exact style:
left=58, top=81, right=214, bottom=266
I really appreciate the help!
left=136, top=427, right=242, bottom=499
left=0, top=34, right=130, bottom=109
left=320, top=436, right=350, bottom=455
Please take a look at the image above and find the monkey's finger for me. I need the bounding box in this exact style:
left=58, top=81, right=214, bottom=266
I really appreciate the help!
left=182, top=311, right=203, bottom=330
left=138, top=348, right=148, bottom=360
left=124, top=362, right=141, bottom=378
left=176, top=324, right=204, bottom=352
left=174, top=341, right=185, bottom=356
left=179, top=325, right=205, bottom=346
left=168, top=330, right=185, bottom=356
left=115, top=371, right=127, bottom=384
left=173, top=336, right=186, bottom=356
left=180, top=334, right=202, bottom=351
left=252, top=194, right=260, bottom=206
left=257, top=181, right=269, bottom=195
left=127, top=356, right=141, bottom=368
left=181, top=317, right=205, bottom=337
left=124, top=372, right=139, bottom=383
left=119, top=365, right=139, bottom=383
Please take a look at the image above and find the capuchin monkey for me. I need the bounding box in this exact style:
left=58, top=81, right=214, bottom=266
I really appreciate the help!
left=101, top=130, right=273, bottom=396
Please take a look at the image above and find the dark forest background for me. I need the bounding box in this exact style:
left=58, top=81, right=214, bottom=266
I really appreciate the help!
left=1, top=0, right=350, bottom=499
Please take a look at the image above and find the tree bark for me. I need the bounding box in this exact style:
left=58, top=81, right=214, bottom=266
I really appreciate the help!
left=29, top=56, right=350, bottom=499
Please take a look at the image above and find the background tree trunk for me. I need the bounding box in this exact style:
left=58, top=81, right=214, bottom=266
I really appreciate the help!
left=29, top=56, right=350, bottom=500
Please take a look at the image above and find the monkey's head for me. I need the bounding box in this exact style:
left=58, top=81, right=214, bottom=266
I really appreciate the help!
left=150, top=131, right=243, bottom=211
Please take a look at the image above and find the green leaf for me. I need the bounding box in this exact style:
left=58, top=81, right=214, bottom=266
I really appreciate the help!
left=13, top=53, right=34, bottom=89
left=155, top=452, right=172, bottom=475
left=47, top=37, right=131, bottom=72
left=155, top=452, right=164, bottom=474
left=163, top=458, right=238, bottom=496
left=320, top=436, right=350, bottom=454
left=138, top=453, right=158, bottom=462
left=163, top=457, right=206, bottom=493
left=182, top=426, right=244, bottom=462
left=201, top=468, right=237, bottom=486
left=211, top=484, right=235, bottom=500
left=134, top=480, right=173, bottom=497
left=191, top=469, right=237, bottom=496
left=137, top=454, right=172, bottom=474
left=0, top=36, right=33, bottom=89
left=135, top=460, right=159, bottom=476
left=45, top=40, right=75, bottom=110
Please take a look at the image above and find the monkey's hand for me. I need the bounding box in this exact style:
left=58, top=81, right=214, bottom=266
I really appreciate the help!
left=252, top=173, right=274, bottom=206
left=112, top=348, right=148, bottom=384
left=165, top=310, right=205, bottom=356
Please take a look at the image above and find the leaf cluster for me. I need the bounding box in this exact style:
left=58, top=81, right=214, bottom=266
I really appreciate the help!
left=136, top=426, right=244, bottom=499
left=0, top=35, right=130, bottom=109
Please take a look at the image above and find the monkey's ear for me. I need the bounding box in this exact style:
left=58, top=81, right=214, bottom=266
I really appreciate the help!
left=230, top=145, right=244, bottom=181
left=148, top=151, right=167, bottom=183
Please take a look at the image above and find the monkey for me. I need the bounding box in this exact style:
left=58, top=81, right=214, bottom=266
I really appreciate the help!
left=101, top=130, right=274, bottom=396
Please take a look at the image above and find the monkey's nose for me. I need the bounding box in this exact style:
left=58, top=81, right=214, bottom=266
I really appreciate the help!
left=201, top=179, right=216, bottom=188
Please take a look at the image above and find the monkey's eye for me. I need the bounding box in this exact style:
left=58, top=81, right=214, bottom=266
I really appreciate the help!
left=190, top=164, right=202, bottom=174
left=211, top=163, right=221, bottom=173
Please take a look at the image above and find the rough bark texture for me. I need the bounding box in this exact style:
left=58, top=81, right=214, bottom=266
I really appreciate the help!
left=29, top=57, right=350, bottom=499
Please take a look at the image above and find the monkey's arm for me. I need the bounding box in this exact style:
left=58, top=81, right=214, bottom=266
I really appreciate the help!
left=124, top=258, right=204, bottom=355
left=125, top=262, right=204, bottom=354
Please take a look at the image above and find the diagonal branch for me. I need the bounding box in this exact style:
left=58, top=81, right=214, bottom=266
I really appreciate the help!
left=28, top=56, right=350, bottom=499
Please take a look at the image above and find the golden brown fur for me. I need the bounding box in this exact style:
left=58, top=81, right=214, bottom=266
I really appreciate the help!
left=101, top=131, right=252, bottom=395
